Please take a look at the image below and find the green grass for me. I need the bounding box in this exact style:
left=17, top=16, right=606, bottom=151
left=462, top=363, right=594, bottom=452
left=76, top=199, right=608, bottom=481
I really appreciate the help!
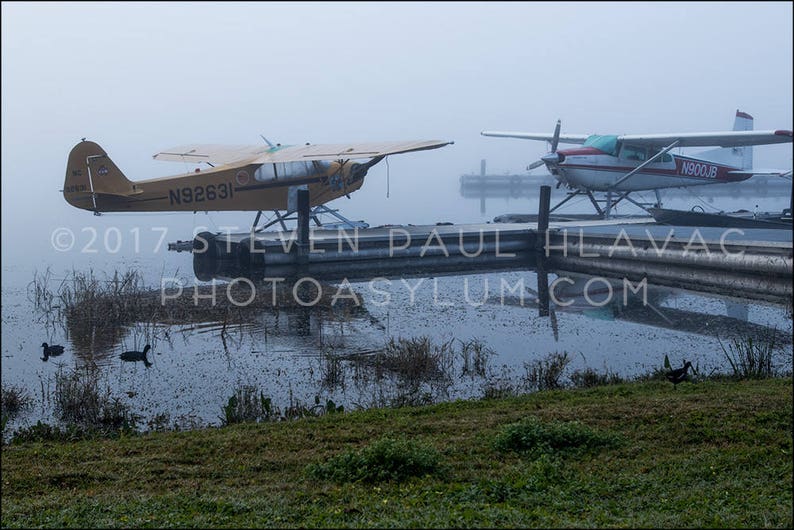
left=306, top=436, right=445, bottom=484
left=2, top=378, right=792, bottom=528
left=493, top=416, right=621, bottom=455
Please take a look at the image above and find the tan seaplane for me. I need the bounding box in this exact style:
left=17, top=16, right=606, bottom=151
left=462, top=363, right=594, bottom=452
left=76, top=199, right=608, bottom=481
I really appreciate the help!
left=63, top=137, right=453, bottom=229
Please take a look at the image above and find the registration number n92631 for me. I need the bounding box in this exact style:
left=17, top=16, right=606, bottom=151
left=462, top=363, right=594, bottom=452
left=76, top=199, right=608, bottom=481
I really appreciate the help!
left=169, top=182, right=234, bottom=205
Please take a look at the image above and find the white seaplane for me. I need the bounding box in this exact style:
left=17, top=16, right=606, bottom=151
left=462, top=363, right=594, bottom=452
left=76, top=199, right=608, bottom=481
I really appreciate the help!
left=482, top=111, right=792, bottom=217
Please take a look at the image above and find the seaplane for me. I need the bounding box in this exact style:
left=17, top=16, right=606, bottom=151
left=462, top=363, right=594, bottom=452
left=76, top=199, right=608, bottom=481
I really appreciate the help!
left=481, top=111, right=793, bottom=218
left=63, top=137, right=453, bottom=230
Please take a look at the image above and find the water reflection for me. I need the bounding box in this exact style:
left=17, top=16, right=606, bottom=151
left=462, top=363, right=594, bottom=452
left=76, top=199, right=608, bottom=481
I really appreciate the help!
left=57, top=277, right=380, bottom=365
left=181, top=254, right=794, bottom=359
left=10, top=253, right=791, bottom=431
left=514, top=270, right=792, bottom=345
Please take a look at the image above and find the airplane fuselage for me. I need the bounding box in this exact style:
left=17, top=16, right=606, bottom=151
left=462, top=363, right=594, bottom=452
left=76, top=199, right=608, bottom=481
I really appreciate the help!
left=550, top=146, right=748, bottom=192
left=63, top=141, right=367, bottom=213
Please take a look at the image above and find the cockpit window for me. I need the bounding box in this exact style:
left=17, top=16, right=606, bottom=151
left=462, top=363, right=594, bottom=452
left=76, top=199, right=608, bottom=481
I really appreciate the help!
left=255, top=160, right=331, bottom=182
left=620, top=144, right=648, bottom=162
left=649, top=149, right=673, bottom=163
left=583, top=135, right=619, bottom=156
left=619, top=144, right=673, bottom=163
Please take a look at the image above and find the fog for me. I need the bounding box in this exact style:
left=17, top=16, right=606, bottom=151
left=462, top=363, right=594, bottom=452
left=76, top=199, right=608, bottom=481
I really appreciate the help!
left=2, top=1, right=792, bottom=269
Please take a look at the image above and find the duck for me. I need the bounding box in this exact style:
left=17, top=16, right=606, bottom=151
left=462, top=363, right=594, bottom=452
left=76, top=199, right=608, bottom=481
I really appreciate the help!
left=120, top=344, right=152, bottom=367
left=665, top=360, right=692, bottom=388
left=41, top=342, right=65, bottom=361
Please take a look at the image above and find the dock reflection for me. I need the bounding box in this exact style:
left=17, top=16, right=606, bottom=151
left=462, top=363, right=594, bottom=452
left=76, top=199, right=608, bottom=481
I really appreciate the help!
left=519, top=269, right=791, bottom=345
left=55, top=248, right=790, bottom=366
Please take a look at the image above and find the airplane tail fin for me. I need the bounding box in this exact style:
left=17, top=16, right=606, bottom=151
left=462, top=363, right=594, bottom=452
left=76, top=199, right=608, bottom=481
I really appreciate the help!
left=64, top=140, right=137, bottom=211
left=698, top=110, right=754, bottom=169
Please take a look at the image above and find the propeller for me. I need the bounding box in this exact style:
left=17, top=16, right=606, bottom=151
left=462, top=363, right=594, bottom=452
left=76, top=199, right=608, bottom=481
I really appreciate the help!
left=527, top=119, right=563, bottom=171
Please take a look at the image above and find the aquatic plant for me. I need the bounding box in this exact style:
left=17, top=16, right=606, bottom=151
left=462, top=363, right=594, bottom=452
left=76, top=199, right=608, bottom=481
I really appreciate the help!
left=459, top=337, right=494, bottom=378
left=220, top=385, right=342, bottom=425
left=377, top=336, right=455, bottom=383
left=53, top=364, right=138, bottom=434
left=283, top=395, right=344, bottom=420
left=523, top=351, right=571, bottom=391
left=569, top=367, right=625, bottom=388
left=319, top=351, right=345, bottom=390
left=482, top=376, right=520, bottom=400
left=1, top=384, right=34, bottom=436
left=220, top=385, right=275, bottom=425
left=720, top=331, right=781, bottom=380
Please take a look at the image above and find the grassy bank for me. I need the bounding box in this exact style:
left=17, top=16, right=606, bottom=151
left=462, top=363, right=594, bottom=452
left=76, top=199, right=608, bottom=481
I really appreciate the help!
left=2, top=378, right=791, bottom=528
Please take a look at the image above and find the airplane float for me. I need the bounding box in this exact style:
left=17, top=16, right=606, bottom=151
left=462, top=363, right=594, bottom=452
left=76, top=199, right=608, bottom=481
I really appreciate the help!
left=63, top=137, right=452, bottom=229
left=482, top=111, right=793, bottom=217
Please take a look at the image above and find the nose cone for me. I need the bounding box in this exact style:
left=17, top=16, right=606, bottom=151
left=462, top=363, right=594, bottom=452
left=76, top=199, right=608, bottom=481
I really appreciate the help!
left=541, top=153, right=561, bottom=165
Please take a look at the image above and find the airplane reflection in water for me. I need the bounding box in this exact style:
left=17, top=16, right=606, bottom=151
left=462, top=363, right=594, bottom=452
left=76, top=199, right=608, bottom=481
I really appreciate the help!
left=511, top=271, right=791, bottom=345
left=50, top=255, right=789, bottom=367
left=56, top=279, right=382, bottom=367
left=461, top=160, right=792, bottom=215
left=193, top=257, right=789, bottom=347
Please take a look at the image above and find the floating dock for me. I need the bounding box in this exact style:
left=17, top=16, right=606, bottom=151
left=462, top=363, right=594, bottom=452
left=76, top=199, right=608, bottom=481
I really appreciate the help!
left=180, top=187, right=792, bottom=304
left=192, top=222, right=538, bottom=282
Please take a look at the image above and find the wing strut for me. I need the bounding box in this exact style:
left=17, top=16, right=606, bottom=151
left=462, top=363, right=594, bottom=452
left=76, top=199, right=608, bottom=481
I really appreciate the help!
left=609, top=140, right=680, bottom=190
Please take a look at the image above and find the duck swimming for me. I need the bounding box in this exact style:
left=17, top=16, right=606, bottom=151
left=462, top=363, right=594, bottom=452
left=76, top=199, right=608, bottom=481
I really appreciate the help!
left=41, top=342, right=65, bottom=361
left=120, top=344, right=152, bottom=367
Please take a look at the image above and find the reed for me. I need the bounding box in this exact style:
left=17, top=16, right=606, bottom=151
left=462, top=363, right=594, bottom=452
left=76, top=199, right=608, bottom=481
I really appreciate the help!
left=720, top=331, right=781, bottom=380
left=523, top=351, right=571, bottom=391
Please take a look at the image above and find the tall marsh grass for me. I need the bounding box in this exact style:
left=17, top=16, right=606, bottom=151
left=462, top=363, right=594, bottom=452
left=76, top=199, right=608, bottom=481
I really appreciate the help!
left=53, top=364, right=138, bottom=434
left=720, top=331, right=783, bottom=380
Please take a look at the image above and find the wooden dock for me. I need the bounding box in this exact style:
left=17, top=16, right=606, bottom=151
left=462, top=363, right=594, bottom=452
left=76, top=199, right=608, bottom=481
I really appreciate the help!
left=180, top=187, right=792, bottom=304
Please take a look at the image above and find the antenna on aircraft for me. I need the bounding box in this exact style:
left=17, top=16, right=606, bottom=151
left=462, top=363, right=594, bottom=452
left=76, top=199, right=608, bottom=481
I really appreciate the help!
left=260, top=135, right=275, bottom=148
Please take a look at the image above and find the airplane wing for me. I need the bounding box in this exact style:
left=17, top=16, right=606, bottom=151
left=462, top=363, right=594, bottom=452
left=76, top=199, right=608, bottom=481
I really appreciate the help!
left=153, top=140, right=453, bottom=166
left=252, top=140, right=453, bottom=163
left=480, top=131, right=590, bottom=144
left=619, top=130, right=793, bottom=148
left=153, top=145, right=270, bottom=166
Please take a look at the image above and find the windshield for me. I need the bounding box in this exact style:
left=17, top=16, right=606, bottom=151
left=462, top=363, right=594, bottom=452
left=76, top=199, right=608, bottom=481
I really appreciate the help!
left=254, top=160, right=331, bottom=182
left=583, top=135, right=619, bottom=156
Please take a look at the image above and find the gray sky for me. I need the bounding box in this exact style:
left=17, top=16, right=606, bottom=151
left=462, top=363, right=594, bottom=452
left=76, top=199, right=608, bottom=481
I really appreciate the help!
left=2, top=1, right=792, bottom=266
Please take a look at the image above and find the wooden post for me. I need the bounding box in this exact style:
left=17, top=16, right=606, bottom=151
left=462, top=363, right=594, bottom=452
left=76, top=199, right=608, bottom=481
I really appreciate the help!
left=537, top=185, right=551, bottom=251
left=297, top=188, right=310, bottom=264
left=538, top=185, right=551, bottom=233
left=536, top=257, right=550, bottom=317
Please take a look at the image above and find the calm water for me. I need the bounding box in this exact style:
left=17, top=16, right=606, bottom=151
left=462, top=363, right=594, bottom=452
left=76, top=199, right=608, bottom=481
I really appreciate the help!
left=2, top=183, right=792, bottom=432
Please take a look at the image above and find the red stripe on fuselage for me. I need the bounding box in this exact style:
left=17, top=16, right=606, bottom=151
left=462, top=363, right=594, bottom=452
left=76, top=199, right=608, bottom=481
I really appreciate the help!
left=557, top=153, right=746, bottom=182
